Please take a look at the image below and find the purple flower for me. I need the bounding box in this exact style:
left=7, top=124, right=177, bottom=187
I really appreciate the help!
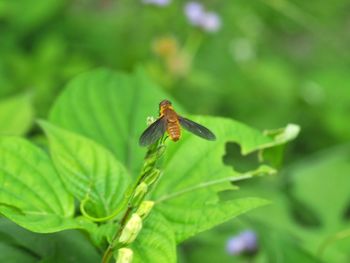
left=226, top=237, right=246, bottom=255
left=184, top=2, right=221, bottom=33
left=239, top=230, right=258, bottom=252
left=226, top=230, right=258, bottom=255
left=142, top=0, right=171, bottom=7
left=184, top=2, right=205, bottom=25
left=200, top=12, right=221, bottom=32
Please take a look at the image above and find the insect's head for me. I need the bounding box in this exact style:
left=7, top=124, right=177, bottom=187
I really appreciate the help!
left=159, top=99, right=172, bottom=109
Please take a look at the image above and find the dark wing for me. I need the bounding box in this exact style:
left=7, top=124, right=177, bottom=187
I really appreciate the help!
left=139, top=117, right=167, bottom=147
left=179, top=116, right=216, bottom=141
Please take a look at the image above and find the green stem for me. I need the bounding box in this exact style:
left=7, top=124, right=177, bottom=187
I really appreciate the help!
left=101, top=138, right=166, bottom=263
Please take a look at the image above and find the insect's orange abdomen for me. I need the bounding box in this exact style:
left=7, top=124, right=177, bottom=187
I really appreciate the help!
left=167, top=121, right=181, bottom=141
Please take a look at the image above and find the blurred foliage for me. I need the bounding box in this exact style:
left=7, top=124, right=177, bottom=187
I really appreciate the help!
left=0, top=93, right=34, bottom=135
left=0, top=0, right=349, bottom=262
left=0, top=218, right=100, bottom=263
left=180, top=146, right=350, bottom=263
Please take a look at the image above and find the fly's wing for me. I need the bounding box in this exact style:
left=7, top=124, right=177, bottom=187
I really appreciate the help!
left=179, top=116, right=216, bottom=141
left=139, top=117, right=167, bottom=147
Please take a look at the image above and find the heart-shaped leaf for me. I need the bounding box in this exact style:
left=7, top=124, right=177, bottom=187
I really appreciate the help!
left=47, top=68, right=299, bottom=253
left=0, top=137, right=76, bottom=233
left=49, top=68, right=183, bottom=176
left=152, top=116, right=295, bottom=242
left=40, top=121, right=130, bottom=219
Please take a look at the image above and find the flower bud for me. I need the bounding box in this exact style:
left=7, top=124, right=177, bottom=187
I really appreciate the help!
left=144, top=169, right=161, bottom=186
left=119, top=214, right=143, bottom=245
left=136, top=201, right=154, bottom=219
left=116, top=248, right=133, bottom=263
left=131, top=182, right=148, bottom=207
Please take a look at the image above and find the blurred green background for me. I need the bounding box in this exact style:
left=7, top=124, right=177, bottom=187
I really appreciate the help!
left=0, top=0, right=349, bottom=262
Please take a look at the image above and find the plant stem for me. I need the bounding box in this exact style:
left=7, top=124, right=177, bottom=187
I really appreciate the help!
left=101, top=139, right=166, bottom=263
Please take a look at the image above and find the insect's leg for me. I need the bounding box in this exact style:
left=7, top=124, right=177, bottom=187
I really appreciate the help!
left=162, top=135, right=169, bottom=143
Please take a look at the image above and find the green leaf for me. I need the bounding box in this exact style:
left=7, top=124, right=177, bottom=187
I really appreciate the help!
left=0, top=218, right=101, bottom=263
left=156, top=197, right=269, bottom=243
left=236, top=145, right=350, bottom=263
left=289, top=146, right=350, bottom=262
left=263, top=124, right=300, bottom=145
left=48, top=68, right=299, bottom=245
left=0, top=93, right=34, bottom=135
left=0, top=137, right=76, bottom=233
left=49, top=68, right=182, bottom=176
left=259, top=124, right=301, bottom=167
left=132, top=211, right=176, bottom=263
left=152, top=116, right=297, bottom=242
left=179, top=220, right=322, bottom=263
left=0, top=243, right=37, bottom=263
left=40, top=121, right=131, bottom=218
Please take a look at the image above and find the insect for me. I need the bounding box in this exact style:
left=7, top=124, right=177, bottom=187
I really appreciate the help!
left=139, top=100, right=216, bottom=146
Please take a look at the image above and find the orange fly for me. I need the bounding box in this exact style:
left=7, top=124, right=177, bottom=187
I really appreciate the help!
left=139, top=100, right=216, bottom=146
